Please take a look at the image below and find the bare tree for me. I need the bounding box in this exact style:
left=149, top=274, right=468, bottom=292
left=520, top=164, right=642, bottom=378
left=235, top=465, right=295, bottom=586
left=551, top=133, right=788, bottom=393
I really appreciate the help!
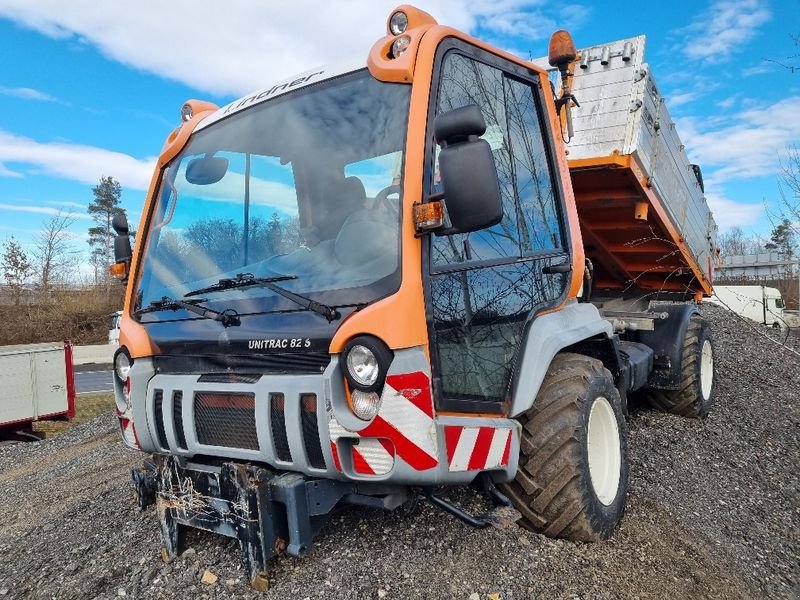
left=33, top=211, right=77, bottom=296
left=765, top=33, right=799, bottom=74
left=1, top=237, right=33, bottom=306
left=717, top=226, right=764, bottom=257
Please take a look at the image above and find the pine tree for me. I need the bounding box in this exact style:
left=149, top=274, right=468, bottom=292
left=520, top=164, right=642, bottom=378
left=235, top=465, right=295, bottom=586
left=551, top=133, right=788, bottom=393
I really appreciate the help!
left=764, top=218, right=797, bottom=259
left=87, top=176, right=124, bottom=285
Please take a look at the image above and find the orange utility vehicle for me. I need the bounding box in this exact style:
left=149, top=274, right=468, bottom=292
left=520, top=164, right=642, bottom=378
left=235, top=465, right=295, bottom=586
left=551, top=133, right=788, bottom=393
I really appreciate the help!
left=111, top=6, right=717, bottom=587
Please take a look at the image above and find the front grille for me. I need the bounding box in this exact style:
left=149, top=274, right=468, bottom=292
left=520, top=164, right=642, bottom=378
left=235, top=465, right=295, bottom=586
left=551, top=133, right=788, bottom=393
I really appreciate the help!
left=154, top=353, right=331, bottom=375
left=270, top=393, right=292, bottom=461
left=173, top=391, right=187, bottom=450
left=194, top=392, right=258, bottom=450
left=300, top=394, right=326, bottom=469
left=197, top=373, right=262, bottom=384
left=153, top=389, right=168, bottom=450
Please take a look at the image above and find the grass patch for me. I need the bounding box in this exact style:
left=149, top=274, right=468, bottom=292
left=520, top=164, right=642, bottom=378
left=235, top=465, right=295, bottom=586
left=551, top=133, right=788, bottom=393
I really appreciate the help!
left=34, top=392, right=116, bottom=438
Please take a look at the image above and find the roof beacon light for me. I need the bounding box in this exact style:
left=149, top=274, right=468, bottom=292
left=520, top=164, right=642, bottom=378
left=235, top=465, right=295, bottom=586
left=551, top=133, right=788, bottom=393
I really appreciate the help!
left=389, top=10, right=409, bottom=35
left=391, top=35, right=411, bottom=58
left=180, top=103, right=193, bottom=122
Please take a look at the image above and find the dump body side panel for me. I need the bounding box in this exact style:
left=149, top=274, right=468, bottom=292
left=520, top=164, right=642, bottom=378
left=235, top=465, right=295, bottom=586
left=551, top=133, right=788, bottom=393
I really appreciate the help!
left=534, top=37, right=717, bottom=297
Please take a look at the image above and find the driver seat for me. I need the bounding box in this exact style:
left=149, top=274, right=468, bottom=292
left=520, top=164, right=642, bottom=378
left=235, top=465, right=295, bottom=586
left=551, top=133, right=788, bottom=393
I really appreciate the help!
left=316, top=176, right=366, bottom=240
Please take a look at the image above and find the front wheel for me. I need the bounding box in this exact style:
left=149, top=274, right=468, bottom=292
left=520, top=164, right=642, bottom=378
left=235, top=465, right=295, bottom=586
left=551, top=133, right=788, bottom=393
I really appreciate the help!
left=501, top=353, right=629, bottom=541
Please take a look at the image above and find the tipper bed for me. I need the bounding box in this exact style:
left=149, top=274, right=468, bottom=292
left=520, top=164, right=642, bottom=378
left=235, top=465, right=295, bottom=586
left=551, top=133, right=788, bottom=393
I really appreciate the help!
left=537, top=36, right=717, bottom=298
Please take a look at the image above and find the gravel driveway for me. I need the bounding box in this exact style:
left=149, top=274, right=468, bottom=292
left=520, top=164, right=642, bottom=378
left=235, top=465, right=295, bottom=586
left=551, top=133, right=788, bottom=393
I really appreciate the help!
left=0, top=305, right=797, bottom=599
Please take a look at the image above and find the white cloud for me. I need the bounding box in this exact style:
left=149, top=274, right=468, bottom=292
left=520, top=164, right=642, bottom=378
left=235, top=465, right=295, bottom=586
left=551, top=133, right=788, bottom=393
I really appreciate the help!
left=704, top=193, right=764, bottom=230
left=41, top=200, right=87, bottom=210
left=0, top=202, right=93, bottom=219
left=0, top=130, right=155, bottom=190
left=680, top=0, right=770, bottom=63
left=676, top=96, right=800, bottom=187
left=667, top=91, right=698, bottom=109
left=0, top=1, right=581, bottom=97
left=0, top=85, right=65, bottom=104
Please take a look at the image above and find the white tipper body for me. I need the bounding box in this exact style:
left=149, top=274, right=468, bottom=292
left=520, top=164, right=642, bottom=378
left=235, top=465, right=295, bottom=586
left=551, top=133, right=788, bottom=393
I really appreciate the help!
left=533, top=36, right=718, bottom=284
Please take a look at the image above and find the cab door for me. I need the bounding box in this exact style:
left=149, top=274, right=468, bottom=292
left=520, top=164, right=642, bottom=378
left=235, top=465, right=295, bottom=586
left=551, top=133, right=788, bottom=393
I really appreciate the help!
left=423, top=40, right=571, bottom=414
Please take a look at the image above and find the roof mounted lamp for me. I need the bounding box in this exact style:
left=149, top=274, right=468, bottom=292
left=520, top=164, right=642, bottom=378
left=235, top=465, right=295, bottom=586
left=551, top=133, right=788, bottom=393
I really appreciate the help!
left=548, top=30, right=580, bottom=139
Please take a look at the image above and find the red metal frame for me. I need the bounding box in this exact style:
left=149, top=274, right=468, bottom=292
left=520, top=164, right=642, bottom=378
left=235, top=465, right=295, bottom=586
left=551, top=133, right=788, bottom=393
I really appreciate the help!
left=64, top=340, right=76, bottom=420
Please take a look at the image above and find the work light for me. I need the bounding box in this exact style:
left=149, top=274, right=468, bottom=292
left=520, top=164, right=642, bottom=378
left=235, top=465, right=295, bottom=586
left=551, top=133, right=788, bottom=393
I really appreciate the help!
left=389, top=11, right=408, bottom=35
left=180, top=103, right=193, bottom=122
left=391, top=36, right=411, bottom=58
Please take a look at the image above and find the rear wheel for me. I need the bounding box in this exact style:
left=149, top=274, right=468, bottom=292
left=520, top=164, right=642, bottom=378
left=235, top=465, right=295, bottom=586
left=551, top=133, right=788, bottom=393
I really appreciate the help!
left=501, top=353, right=629, bottom=541
left=646, top=314, right=714, bottom=418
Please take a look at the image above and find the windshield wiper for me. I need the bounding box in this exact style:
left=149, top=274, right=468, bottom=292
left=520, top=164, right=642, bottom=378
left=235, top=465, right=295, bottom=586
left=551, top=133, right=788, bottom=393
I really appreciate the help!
left=185, top=273, right=341, bottom=322
left=134, top=296, right=240, bottom=327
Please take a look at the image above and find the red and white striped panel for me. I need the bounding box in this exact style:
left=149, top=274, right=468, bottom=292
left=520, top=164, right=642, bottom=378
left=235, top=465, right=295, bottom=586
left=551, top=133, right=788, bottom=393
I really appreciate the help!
left=444, top=425, right=512, bottom=472
left=328, top=371, right=438, bottom=473
left=352, top=439, right=395, bottom=475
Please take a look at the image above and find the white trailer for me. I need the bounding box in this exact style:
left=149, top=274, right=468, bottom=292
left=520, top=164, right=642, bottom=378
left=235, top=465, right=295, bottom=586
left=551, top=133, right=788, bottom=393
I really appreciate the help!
left=0, top=342, right=76, bottom=441
left=707, top=285, right=785, bottom=328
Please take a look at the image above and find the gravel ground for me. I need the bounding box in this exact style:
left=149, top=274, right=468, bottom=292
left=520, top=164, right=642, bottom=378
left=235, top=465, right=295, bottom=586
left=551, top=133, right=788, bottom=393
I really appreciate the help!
left=0, top=305, right=798, bottom=599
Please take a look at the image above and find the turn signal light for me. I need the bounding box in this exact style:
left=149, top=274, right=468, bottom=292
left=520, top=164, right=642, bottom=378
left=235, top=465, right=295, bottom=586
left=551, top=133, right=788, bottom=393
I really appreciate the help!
left=413, top=201, right=444, bottom=232
left=109, top=261, right=128, bottom=279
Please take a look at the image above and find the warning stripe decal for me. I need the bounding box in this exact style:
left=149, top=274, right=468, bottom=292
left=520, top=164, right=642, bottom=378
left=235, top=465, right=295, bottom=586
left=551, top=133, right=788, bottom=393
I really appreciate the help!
left=444, top=426, right=513, bottom=472
left=328, top=371, right=438, bottom=473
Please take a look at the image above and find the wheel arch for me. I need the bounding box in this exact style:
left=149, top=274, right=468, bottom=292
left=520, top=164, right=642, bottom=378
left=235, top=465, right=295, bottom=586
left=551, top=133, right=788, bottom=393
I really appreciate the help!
left=633, top=303, right=700, bottom=390
left=509, top=301, right=613, bottom=417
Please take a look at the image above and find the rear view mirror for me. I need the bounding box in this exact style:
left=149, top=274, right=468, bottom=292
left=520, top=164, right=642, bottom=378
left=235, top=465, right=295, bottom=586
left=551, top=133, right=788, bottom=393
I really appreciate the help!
left=434, top=105, right=503, bottom=235
left=185, top=156, right=229, bottom=185
left=112, top=212, right=129, bottom=235
left=111, top=211, right=132, bottom=282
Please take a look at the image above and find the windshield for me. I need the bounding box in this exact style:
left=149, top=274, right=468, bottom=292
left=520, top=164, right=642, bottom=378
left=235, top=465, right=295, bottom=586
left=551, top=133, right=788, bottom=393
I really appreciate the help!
left=135, top=70, right=410, bottom=320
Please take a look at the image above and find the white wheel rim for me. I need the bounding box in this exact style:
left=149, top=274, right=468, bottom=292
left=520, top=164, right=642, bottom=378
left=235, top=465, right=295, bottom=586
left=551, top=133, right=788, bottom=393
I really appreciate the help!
left=700, top=339, right=713, bottom=401
left=587, top=396, right=622, bottom=506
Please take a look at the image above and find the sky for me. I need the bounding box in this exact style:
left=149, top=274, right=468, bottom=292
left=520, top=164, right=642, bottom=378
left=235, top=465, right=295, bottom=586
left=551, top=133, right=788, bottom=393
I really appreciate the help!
left=0, top=0, right=798, bottom=276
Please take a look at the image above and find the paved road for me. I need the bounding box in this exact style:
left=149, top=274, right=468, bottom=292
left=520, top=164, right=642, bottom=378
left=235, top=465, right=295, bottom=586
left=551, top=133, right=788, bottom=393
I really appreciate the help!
left=75, top=369, right=114, bottom=394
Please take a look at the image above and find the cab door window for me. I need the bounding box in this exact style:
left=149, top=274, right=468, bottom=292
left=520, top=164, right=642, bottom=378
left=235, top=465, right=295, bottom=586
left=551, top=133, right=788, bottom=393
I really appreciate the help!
left=431, top=52, right=564, bottom=267
left=426, top=48, right=569, bottom=411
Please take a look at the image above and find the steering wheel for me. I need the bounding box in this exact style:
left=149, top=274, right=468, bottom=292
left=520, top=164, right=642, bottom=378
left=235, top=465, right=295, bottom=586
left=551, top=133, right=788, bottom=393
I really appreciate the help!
left=374, top=184, right=401, bottom=216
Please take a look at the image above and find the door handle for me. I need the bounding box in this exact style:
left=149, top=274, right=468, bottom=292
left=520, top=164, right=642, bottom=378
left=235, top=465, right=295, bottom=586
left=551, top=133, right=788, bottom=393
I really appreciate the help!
left=542, top=261, right=571, bottom=274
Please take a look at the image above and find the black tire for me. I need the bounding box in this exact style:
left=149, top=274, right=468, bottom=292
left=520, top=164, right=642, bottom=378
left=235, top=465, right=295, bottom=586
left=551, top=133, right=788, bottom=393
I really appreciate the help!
left=646, top=314, right=714, bottom=418
left=501, top=353, right=629, bottom=542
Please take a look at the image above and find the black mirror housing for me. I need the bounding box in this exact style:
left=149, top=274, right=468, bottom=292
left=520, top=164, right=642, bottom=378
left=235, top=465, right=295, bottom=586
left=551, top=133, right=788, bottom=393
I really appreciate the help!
left=112, top=212, right=129, bottom=235
left=433, top=105, right=503, bottom=235
left=435, top=104, right=486, bottom=145
left=185, top=156, right=229, bottom=185
left=114, top=234, right=132, bottom=264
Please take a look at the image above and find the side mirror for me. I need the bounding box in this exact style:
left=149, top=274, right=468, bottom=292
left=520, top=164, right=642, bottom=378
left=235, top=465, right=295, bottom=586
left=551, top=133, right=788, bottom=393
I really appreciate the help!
left=112, top=212, right=129, bottom=235
left=433, top=105, right=503, bottom=235
left=185, top=155, right=229, bottom=185
left=111, top=211, right=132, bottom=281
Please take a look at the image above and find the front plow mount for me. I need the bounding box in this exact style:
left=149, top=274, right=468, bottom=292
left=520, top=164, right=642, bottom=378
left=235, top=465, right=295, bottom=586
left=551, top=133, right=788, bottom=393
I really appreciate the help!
left=132, top=455, right=405, bottom=590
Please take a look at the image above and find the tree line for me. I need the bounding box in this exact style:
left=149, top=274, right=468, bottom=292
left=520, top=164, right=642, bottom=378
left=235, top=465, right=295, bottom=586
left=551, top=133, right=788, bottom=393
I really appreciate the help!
left=1, top=175, right=128, bottom=306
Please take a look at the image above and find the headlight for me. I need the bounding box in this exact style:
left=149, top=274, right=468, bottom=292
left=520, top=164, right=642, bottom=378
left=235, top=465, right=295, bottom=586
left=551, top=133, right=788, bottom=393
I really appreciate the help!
left=114, top=348, right=132, bottom=382
left=342, top=336, right=393, bottom=398
left=389, top=11, right=408, bottom=35
left=351, top=390, right=381, bottom=421
left=391, top=36, right=411, bottom=58
left=346, top=345, right=379, bottom=387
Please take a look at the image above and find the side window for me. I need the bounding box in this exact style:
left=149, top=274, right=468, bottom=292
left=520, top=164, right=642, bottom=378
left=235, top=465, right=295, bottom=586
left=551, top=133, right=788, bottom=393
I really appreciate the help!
left=430, top=52, right=563, bottom=267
